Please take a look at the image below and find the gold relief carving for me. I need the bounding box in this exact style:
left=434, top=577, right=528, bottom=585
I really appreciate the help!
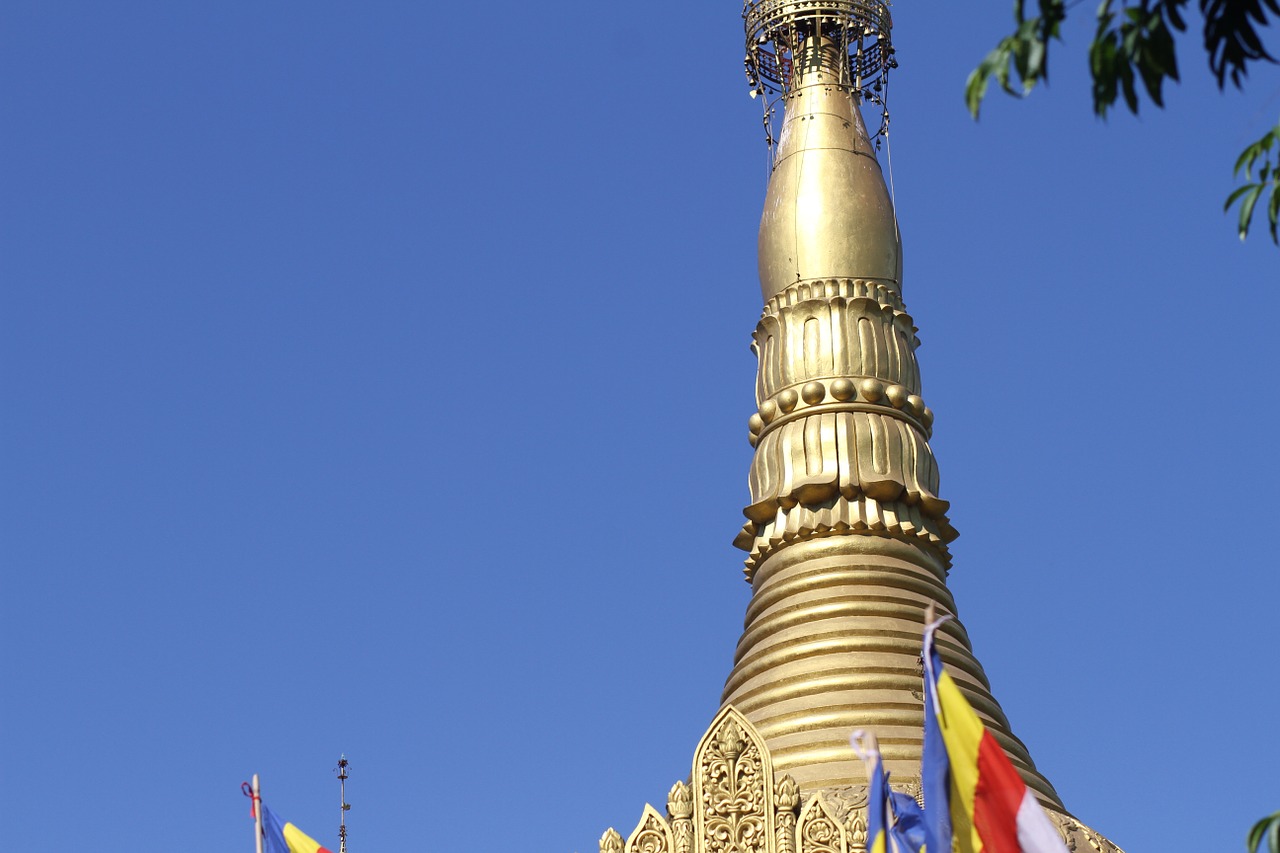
left=753, top=285, right=920, bottom=402
left=626, top=805, right=675, bottom=853
left=797, top=795, right=848, bottom=853
left=740, top=265, right=952, bottom=569
left=596, top=715, right=1122, bottom=853
left=749, top=393, right=931, bottom=444
left=693, top=707, right=775, bottom=853
left=669, top=780, right=695, bottom=820
left=801, top=786, right=869, bottom=853
left=761, top=279, right=905, bottom=319
left=744, top=410, right=947, bottom=522
left=668, top=781, right=695, bottom=853
left=1083, top=828, right=1123, bottom=853
left=1051, top=813, right=1125, bottom=853
left=845, top=810, right=867, bottom=853
left=601, top=828, right=625, bottom=853
left=735, top=494, right=955, bottom=580
left=774, top=776, right=800, bottom=853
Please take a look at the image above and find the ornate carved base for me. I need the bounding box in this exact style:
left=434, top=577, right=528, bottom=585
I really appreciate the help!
left=599, top=708, right=1122, bottom=853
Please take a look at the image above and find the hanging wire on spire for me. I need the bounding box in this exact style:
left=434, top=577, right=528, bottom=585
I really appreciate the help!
left=884, top=108, right=897, bottom=209
left=335, top=755, right=350, bottom=853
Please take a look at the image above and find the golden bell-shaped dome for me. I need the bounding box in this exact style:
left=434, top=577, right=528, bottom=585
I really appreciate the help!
left=758, top=37, right=900, bottom=302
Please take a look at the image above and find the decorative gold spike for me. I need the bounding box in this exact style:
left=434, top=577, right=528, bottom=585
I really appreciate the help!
left=773, top=776, right=800, bottom=853
left=626, top=805, right=674, bottom=853
left=667, top=782, right=694, bottom=853
left=601, top=828, right=624, bottom=853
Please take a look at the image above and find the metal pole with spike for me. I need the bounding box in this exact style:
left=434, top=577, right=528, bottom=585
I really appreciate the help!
left=335, top=755, right=350, bottom=853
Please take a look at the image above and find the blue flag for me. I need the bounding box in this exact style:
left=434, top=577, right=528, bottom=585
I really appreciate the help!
left=890, top=792, right=926, bottom=852
left=922, top=616, right=953, bottom=853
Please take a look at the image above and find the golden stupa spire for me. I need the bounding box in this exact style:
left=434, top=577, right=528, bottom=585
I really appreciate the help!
left=728, top=4, right=1024, bottom=793
left=595, top=4, right=1121, bottom=851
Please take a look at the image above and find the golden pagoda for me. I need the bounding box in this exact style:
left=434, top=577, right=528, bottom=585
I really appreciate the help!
left=595, top=4, right=1121, bottom=851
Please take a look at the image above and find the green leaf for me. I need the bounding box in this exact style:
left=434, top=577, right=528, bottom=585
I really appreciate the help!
left=965, top=67, right=990, bottom=117
left=1026, top=35, right=1047, bottom=83
left=1268, top=182, right=1280, bottom=244
left=1163, top=0, right=1187, bottom=32
left=1225, top=184, right=1255, bottom=210
left=994, top=41, right=1015, bottom=93
left=1120, top=61, right=1139, bottom=113
left=1238, top=184, right=1264, bottom=240
left=1226, top=121, right=1280, bottom=244
left=1246, top=810, right=1280, bottom=853
left=1091, top=34, right=1120, bottom=115
left=1148, top=16, right=1179, bottom=78
left=1236, top=142, right=1263, bottom=177
left=967, top=1, right=1067, bottom=117
left=1138, top=60, right=1166, bottom=106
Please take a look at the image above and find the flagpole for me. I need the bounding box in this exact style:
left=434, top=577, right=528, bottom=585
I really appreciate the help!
left=252, top=774, right=264, bottom=853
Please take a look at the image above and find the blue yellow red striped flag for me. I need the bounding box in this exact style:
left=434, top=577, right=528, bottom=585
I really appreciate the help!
left=261, top=803, right=333, bottom=853
left=922, top=618, right=1067, bottom=853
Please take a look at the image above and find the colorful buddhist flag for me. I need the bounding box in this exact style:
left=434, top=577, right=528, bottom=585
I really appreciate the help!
left=922, top=618, right=1067, bottom=853
left=261, top=803, right=334, bottom=853
left=922, top=615, right=953, bottom=853
left=890, top=791, right=926, bottom=853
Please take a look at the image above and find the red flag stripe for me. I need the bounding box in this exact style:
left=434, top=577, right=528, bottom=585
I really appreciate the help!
left=973, top=729, right=1026, bottom=853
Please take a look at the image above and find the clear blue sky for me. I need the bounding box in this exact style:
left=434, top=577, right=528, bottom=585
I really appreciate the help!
left=2, top=3, right=1276, bottom=852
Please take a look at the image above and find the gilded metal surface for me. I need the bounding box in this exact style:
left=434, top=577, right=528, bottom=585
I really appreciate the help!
left=595, top=4, right=1122, bottom=851
left=722, top=536, right=1056, bottom=798
left=757, top=47, right=899, bottom=300
left=727, top=5, right=1045, bottom=805
left=735, top=277, right=953, bottom=577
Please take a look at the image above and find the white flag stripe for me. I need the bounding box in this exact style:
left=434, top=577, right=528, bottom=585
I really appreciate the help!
left=1015, top=788, right=1069, bottom=853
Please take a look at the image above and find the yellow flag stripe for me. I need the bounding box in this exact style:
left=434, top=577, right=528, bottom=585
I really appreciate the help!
left=936, top=668, right=987, bottom=853
left=282, top=822, right=331, bottom=853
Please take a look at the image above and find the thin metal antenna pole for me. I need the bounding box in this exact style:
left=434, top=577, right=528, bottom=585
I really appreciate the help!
left=336, top=755, right=350, bottom=853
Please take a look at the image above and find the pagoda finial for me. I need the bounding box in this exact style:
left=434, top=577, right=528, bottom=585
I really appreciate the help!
left=726, top=0, right=1058, bottom=803
left=745, top=1, right=900, bottom=301
left=594, top=5, right=1125, bottom=850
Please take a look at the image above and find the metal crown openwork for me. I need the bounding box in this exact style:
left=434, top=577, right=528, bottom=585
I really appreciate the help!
left=743, top=0, right=896, bottom=153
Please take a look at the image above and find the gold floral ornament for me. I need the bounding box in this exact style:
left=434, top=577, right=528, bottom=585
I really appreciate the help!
left=773, top=776, right=800, bottom=853
left=669, top=781, right=695, bottom=853
left=693, top=707, right=774, bottom=853
left=626, top=805, right=674, bottom=853
left=600, top=827, right=625, bottom=853
left=797, top=795, right=848, bottom=853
